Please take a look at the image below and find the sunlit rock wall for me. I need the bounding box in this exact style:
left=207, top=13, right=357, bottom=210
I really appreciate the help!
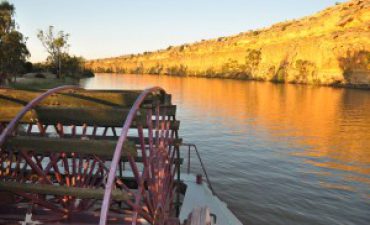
left=86, top=0, right=370, bottom=86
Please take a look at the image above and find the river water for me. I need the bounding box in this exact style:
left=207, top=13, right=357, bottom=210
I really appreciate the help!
left=82, top=73, right=370, bottom=225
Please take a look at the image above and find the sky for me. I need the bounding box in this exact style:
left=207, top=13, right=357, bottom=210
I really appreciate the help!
left=9, top=0, right=345, bottom=63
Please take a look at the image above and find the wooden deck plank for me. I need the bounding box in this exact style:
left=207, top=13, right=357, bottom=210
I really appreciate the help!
left=0, top=88, right=170, bottom=108
left=5, top=136, right=137, bottom=157
left=5, top=136, right=182, bottom=160
left=0, top=181, right=128, bottom=200
left=0, top=105, right=176, bottom=125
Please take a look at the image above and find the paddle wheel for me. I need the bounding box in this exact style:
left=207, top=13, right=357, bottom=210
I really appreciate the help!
left=0, top=86, right=182, bottom=225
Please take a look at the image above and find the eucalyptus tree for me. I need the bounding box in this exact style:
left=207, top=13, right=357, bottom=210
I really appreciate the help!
left=0, top=1, right=29, bottom=83
left=37, top=26, right=69, bottom=78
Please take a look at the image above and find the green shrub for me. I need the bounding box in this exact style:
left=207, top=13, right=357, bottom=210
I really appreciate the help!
left=115, top=67, right=126, bottom=74
left=245, top=49, right=262, bottom=78
left=81, top=69, right=94, bottom=78
left=253, top=31, right=260, bottom=36
left=272, top=61, right=288, bottom=83
left=295, top=59, right=317, bottom=83
left=166, top=64, right=187, bottom=76
left=338, top=50, right=370, bottom=82
left=148, top=64, right=163, bottom=75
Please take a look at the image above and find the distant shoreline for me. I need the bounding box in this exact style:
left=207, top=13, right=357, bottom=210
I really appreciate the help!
left=94, top=73, right=370, bottom=91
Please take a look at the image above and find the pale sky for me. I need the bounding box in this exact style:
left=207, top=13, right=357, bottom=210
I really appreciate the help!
left=9, top=0, right=345, bottom=63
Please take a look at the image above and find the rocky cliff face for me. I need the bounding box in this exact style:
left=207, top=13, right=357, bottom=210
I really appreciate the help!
left=86, top=0, right=370, bottom=87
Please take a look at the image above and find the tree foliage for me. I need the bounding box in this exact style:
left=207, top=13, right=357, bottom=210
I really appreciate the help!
left=338, top=50, right=370, bottom=82
left=60, top=54, right=93, bottom=78
left=0, top=1, right=29, bottom=84
left=295, top=59, right=317, bottom=83
left=245, top=49, right=261, bottom=77
left=37, top=26, right=69, bottom=78
left=0, top=1, right=14, bottom=34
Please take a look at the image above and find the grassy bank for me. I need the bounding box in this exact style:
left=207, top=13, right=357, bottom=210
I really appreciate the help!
left=6, top=77, right=79, bottom=90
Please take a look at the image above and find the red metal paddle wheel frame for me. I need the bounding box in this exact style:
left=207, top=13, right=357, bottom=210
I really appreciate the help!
left=0, top=86, right=181, bottom=225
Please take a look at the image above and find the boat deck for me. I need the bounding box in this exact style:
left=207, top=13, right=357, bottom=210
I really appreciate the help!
left=179, top=174, right=242, bottom=225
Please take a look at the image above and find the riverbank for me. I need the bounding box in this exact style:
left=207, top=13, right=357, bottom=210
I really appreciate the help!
left=1, top=71, right=96, bottom=90
left=4, top=77, right=79, bottom=90
left=93, top=72, right=370, bottom=90
left=85, top=0, right=370, bottom=88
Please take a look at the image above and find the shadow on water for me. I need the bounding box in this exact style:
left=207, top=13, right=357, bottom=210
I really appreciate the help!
left=82, top=74, right=370, bottom=225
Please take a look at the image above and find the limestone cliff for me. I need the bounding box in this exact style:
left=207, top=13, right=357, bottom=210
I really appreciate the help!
left=86, top=0, right=370, bottom=87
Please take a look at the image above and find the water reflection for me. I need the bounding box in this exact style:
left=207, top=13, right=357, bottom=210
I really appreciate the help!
left=82, top=74, right=370, bottom=225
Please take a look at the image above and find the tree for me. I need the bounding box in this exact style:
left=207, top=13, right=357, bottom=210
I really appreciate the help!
left=0, top=1, right=14, bottom=34
left=0, top=31, right=29, bottom=81
left=245, top=49, right=261, bottom=78
left=0, top=1, right=29, bottom=83
left=338, top=50, right=370, bottom=83
left=59, top=54, right=93, bottom=78
left=37, top=26, right=69, bottom=78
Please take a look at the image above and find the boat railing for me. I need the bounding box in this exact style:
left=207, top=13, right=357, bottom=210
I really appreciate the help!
left=180, top=143, right=216, bottom=195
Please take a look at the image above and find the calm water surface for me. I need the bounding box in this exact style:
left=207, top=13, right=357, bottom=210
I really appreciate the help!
left=82, top=74, right=370, bottom=225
